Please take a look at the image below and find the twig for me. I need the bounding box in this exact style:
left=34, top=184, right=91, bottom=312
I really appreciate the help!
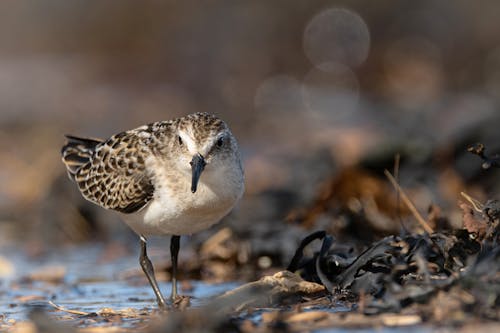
left=47, top=301, right=90, bottom=316
left=460, top=192, right=484, bottom=213
left=393, top=153, right=408, bottom=234
left=384, top=170, right=434, bottom=234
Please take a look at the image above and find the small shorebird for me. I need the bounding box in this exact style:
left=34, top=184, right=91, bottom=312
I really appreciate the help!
left=61, top=113, right=244, bottom=309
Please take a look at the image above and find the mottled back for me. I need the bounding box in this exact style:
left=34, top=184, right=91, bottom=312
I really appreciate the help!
left=61, top=124, right=171, bottom=213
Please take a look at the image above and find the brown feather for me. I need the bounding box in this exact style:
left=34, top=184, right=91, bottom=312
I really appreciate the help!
left=61, top=131, right=155, bottom=214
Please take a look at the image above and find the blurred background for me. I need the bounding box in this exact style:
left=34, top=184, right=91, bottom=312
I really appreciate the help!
left=1, top=0, right=500, bottom=280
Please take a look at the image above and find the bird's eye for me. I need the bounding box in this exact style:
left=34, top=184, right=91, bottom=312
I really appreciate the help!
left=216, top=137, right=224, bottom=147
left=178, top=136, right=183, bottom=146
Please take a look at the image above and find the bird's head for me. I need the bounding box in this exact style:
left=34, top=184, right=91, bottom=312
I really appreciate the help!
left=173, top=113, right=241, bottom=193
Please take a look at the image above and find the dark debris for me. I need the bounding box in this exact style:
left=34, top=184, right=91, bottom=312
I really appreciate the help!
left=288, top=222, right=499, bottom=322
left=467, top=143, right=500, bottom=170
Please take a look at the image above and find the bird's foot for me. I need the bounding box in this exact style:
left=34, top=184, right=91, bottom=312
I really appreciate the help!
left=157, top=298, right=168, bottom=312
left=171, top=295, right=191, bottom=310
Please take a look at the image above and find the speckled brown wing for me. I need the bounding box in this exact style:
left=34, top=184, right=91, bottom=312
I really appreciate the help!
left=62, top=131, right=154, bottom=214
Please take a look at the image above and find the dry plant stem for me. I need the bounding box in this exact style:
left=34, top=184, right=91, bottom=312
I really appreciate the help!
left=393, top=154, right=408, bottom=233
left=460, top=192, right=483, bottom=212
left=384, top=170, right=434, bottom=234
left=48, top=301, right=90, bottom=316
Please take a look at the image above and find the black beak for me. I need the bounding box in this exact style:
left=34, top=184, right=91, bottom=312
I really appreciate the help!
left=190, top=153, right=206, bottom=193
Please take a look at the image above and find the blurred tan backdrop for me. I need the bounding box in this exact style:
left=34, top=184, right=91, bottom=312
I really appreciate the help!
left=2, top=0, right=500, bottom=247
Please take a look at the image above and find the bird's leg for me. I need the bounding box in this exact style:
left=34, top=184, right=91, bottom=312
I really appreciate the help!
left=139, top=236, right=167, bottom=310
left=170, top=235, right=181, bottom=300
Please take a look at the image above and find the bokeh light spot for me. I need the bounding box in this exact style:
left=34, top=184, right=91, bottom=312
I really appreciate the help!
left=303, top=8, right=370, bottom=69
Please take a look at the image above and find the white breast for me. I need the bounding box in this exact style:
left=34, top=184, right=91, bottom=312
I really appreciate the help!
left=121, top=158, right=244, bottom=236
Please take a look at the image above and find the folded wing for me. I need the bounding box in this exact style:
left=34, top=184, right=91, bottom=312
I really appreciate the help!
left=61, top=132, right=154, bottom=214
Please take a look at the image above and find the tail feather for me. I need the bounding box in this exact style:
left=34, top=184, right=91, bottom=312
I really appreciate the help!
left=61, top=135, right=103, bottom=181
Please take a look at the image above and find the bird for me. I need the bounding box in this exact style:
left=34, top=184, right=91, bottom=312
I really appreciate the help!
left=61, top=112, right=244, bottom=309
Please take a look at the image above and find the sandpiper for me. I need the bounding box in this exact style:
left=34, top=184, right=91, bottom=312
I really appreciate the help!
left=61, top=113, right=244, bottom=309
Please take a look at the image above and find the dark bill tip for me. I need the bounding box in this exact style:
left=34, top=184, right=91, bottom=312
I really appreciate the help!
left=190, top=153, right=206, bottom=193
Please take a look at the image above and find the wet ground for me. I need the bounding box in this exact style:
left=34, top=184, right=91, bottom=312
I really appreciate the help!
left=2, top=233, right=499, bottom=333
left=0, top=242, right=354, bottom=332
left=0, top=242, right=242, bottom=329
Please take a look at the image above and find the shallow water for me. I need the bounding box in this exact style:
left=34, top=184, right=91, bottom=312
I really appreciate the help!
left=0, top=243, right=240, bottom=325
left=2, top=280, right=241, bottom=325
